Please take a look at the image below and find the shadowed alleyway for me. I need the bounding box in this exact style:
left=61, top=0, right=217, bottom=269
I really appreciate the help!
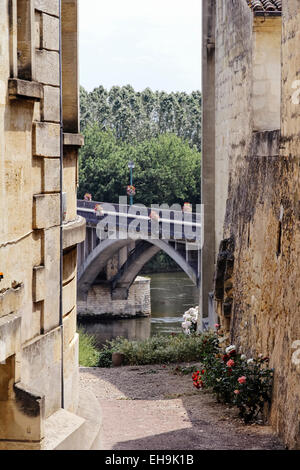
left=79, top=364, right=284, bottom=450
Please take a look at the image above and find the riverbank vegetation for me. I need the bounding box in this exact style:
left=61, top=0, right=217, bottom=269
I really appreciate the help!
left=97, top=332, right=217, bottom=367
left=78, top=329, right=100, bottom=367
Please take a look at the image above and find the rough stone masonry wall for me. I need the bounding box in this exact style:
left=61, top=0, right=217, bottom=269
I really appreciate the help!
left=218, top=1, right=300, bottom=449
left=78, top=276, right=151, bottom=318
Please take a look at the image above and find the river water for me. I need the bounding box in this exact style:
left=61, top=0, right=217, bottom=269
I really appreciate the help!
left=81, top=272, right=199, bottom=348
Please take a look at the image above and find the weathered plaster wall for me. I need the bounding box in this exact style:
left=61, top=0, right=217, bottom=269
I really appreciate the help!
left=215, top=0, right=253, bottom=252
left=252, top=17, right=281, bottom=131
left=214, top=0, right=300, bottom=449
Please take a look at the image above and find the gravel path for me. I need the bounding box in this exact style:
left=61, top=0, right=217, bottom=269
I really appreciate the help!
left=80, top=363, right=284, bottom=450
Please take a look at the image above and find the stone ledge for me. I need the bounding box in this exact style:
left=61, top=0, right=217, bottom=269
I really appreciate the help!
left=43, top=409, right=85, bottom=450
left=42, top=386, right=102, bottom=450
left=8, top=79, right=43, bottom=101
left=63, top=133, right=84, bottom=148
left=76, top=385, right=103, bottom=450
left=0, top=312, right=21, bottom=361
left=63, top=216, right=86, bottom=250
left=0, top=284, right=24, bottom=319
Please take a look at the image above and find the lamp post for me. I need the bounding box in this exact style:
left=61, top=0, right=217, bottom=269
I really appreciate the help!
left=128, top=161, right=135, bottom=206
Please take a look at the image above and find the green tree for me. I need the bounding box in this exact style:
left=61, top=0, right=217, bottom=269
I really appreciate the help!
left=78, top=123, right=201, bottom=206
left=80, top=85, right=202, bottom=151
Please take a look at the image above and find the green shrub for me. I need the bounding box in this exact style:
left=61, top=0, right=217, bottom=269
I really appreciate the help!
left=192, top=337, right=274, bottom=423
left=78, top=329, right=100, bottom=367
left=98, top=349, right=113, bottom=368
left=100, top=332, right=217, bottom=367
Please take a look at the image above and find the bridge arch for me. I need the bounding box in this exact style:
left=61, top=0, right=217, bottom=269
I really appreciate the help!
left=77, top=237, right=199, bottom=301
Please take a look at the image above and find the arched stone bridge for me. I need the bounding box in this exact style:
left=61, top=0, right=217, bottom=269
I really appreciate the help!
left=77, top=200, right=202, bottom=311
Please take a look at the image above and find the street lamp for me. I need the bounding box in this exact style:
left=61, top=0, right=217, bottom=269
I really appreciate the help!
left=128, top=161, right=135, bottom=206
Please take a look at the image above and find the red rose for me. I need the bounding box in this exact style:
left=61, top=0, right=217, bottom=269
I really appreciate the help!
left=226, top=359, right=235, bottom=368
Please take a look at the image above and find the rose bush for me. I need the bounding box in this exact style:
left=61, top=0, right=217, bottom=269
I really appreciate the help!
left=191, top=336, right=274, bottom=423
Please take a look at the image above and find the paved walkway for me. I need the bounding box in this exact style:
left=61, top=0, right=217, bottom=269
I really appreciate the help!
left=79, top=364, right=284, bottom=451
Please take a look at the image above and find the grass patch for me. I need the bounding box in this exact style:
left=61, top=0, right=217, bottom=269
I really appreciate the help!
left=98, top=332, right=216, bottom=367
left=78, top=329, right=100, bottom=367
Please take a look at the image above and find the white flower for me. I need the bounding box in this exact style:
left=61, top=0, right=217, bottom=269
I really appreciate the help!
left=241, top=354, right=246, bottom=360
left=182, top=321, right=192, bottom=329
left=183, top=313, right=192, bottom=322
left=247, top=358, right=254, bottom=365
left=225, top=345, right=236, bottom=354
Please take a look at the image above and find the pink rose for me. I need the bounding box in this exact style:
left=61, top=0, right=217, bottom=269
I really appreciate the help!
left=226, top=359, right=235, bottom=368
left=238, top=376, right=246, bottom=384
left=234, top=390, right=240, bottom=395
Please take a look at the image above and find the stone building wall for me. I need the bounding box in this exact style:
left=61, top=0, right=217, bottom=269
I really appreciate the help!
left=78, top=276, right=151, bottom=318
left=208, top=0, right=300, bottom=449
left=214, top=0, right=253, bottom=252
left=0, top=0, right=86, bottom=450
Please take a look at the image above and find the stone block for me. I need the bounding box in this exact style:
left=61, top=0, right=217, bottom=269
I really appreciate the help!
left=62, top=216, right=86, bottom=250
left=35, top=10, right=42, bottom=49
left=0, top=284, right=24, bottom=319
left=35, top=50, right=60, bottom=86
left=33, top=266, right=45, bottom=303
left=43, top=158, right=60, bottom=193
left=42, top=14, right=59, bottom=51
left=63, top=308, right=77, bottom=351
left=8, top=79, right=43, bottom=101
left=43, top=408, right=85, bottom=450
left=63, top=133, right=84, bottom=147
left=63, top=276, right=77, bottom=317
left=22, top=328, right=62, bottom=418
left=33, top=194, right=60, bottom=229
left=63, top=247, right=77, bottom=285
left=63, top=333, right=79, bottom=413
left=43, top=227, right=60, bottom=332
left=42, top=86, right=60, bottom=122
left=0, top=313, right=21, bottom=362
left=0, top=358, right=44, bottom=443
left=34, top=0, right=59, bottom=17
left=33, top=122, right=60, bottom=157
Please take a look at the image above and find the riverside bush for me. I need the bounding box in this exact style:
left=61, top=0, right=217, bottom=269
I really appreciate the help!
left=98, top=332, right=217, bottom=367
left=192, top=337, right=274, bottom=423
left=78, top=329, right=100, bottom=367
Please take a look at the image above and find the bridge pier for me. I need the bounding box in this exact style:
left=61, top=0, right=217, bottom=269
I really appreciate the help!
left=77, top=276, right=151, bottom=319
left=77, top=200, right=202, bottom=320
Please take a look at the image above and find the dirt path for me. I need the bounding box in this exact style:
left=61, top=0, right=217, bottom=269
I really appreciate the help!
left=80, top=363, right=284, bottom=451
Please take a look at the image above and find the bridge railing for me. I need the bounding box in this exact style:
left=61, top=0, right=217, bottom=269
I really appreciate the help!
left=77, top=200, right=202, bottom=245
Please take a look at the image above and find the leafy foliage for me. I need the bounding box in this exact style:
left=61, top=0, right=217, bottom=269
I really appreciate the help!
left=97, top=332, right=216, bottom=368
left=78, top=124, right=201, bottom=206
left=192, top=336, right=274, bottom=424
left=80, top=85, right=202, bottom=151
left=78, top=329, right=100, bottom=367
